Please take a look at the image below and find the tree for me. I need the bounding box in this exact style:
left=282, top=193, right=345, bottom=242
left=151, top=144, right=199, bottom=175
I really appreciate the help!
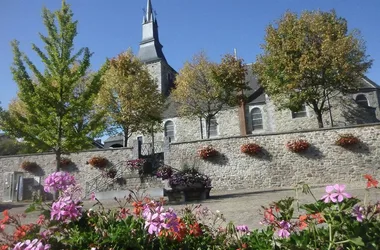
left=172, top=52, right=247, bottom=138
left=0, top=1, right=105, bottom=171
left=97, top=50, right=165, bottom=147
left=253, top=10, right=372, bottom=128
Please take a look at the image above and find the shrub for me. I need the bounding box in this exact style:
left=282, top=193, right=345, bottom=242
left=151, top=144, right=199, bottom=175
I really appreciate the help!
left=20, top=161, right=39, bottom=172
left=286, top=139, right=310, bottom=153
left=335, top=133, right=360, bottom=147
left=197, top=145, right=218, bottom=159
left=87, top=156, right=108, bottom=169
left=241, top=143, right=262, bottom=155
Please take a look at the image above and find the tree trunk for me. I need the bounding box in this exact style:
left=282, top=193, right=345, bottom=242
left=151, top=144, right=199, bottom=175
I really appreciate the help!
left=206, top=115, right=211, bottom=139
left=123, top=127, right=129, bottom=147
left=199, top=117, right=203, bottom=139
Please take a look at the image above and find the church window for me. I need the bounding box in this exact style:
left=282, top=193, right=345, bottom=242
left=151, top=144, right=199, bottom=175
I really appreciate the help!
left=291, top=104, right=307, bottom=118
left=164, top=121, right=175, bottom=142
left=355, top=94, right=369, bottom=107
left=251, top=108, right=263, bottom=130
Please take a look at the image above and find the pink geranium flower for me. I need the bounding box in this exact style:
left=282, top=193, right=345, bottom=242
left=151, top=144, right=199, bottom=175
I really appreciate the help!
left=278, top=220, right=291, bottom=238
left=321, top=185, right=338, bottom=203
left=334, top=184, right=352, bottom=202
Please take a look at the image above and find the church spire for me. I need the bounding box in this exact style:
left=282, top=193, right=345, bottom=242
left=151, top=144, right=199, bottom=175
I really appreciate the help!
left=145, top=0, right=153, bottom=23
left=138, top=0, right=166, bottom=63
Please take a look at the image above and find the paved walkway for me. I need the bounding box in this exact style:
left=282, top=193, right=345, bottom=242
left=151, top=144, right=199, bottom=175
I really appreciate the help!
left=1, top=185, right=379, bottom=231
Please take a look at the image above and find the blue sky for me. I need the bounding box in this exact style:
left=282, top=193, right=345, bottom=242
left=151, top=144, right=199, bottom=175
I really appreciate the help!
left=0, top=0, right=379, bottom=108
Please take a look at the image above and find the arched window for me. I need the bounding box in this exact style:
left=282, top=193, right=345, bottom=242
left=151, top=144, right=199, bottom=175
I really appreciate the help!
left=164, top=121, right=175, bottom=142
left=291, top=104, right=307, bottom=118
left=355, top=94, right=369, bottom=107
left=251, top=108, right=263, bottom=130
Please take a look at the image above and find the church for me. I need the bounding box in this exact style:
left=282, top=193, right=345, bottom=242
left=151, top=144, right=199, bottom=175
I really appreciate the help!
left=104, top=0, right=380, bottom=149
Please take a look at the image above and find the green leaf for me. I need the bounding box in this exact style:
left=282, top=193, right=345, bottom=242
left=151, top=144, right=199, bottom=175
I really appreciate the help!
left=349, top=237, right=365, bottom=246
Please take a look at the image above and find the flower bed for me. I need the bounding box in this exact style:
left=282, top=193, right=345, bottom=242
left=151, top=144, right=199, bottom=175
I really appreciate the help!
left=240, top=142, right=262, bottom=155
left=335, top=133, right=360, bottom=147
left=286, top=139, right=310, bottom=153
left=197, top=145, right=218, bottom=159
left=1, top=170, right=380, bottom=249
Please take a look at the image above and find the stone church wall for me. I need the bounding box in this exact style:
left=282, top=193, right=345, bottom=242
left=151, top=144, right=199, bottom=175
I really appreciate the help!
left=0, top=147, right=134, bottom=201
left=166, top=123, right=380, bottom=191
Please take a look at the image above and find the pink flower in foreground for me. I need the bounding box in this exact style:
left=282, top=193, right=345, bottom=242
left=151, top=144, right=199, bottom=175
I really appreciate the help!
left=44, top=172, right=76, bottom=193
left=321, top=185, right=338, bottom=203
left=321, top=184, right=352, bottom=203
left=13, top=239, right=50, bottom=250
left=236, top=225, right=250, bottom=233
left=50, top=196, right=82, bottom=222
left=278, top=220, right=291, bottom=238
left=334, top=184, right=352, bottom=202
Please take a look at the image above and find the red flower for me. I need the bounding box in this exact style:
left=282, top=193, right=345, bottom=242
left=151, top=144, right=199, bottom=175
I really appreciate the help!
left=189, top=223, right=202, bottom=236
left=364, top=174, right=378, bottom=188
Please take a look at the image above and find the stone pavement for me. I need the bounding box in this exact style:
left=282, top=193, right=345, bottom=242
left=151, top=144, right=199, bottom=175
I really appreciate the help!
left=1, top=184, right=379, bottom=231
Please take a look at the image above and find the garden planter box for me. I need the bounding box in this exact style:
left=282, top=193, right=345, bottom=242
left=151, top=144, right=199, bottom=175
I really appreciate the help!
left=165, top=187, right=212, bottom=203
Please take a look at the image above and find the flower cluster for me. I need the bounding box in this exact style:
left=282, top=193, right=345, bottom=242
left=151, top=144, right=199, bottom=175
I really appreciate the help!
left=142, top=202, right=180, bottom=236
left=43, top=172, right=76, bottom=193
left=13, top=239, right=50, bottom=250
left=320, top=184, right=352, bottom=203
left=197, top=145, right=218, bottom=159
left=169, top=168, right=211, bottom=189
left=335, top=134, right=360, bottom=147
left=106, top=168, right=117, bottom=179
left=88, top=156, right=108, bottom=169
left=364, top=174, right=378, bottom=188
left=20, top=161, right=39, bottom=172
left=50, top=196, right=82, bottom=222
left=59, top=157, right=72, bottom=167
left=156, top=165, right=173, bottom=180
left=298, top=213, right=324, bottom=230
left=286, top=139, right=310, bottom=153
left=126, top=159, right=146, bottom=171
left=240, top=143, right=262, bottom=155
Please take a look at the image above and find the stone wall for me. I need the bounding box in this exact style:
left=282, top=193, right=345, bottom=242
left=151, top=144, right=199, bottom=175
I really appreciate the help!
left=166, top=123, right=380, bottom=191
left=0, top=148, right=136, bottom=201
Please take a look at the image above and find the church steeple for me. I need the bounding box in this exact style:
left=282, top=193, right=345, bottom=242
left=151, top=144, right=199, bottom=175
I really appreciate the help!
left=138, top=0, right=166, bottom=63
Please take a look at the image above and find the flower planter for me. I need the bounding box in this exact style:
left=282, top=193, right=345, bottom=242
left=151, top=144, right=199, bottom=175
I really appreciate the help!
left=165, top=187, right=212, bottom=202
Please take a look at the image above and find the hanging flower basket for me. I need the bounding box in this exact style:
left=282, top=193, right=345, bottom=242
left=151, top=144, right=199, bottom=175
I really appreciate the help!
left=241, top=143, right=262, bottom=155
left=286, top=139, right=310, bottom=153
left=335, top=134, right=360, bottom=147
left=20, top=161, right=39, bottom=172
left=197, top=145, right=218, bottom=159
left=88, top=156, right=108, bottom=169
left=59, top=157, right=72, bottom=167
left=106, top=168, right=117, bottom=179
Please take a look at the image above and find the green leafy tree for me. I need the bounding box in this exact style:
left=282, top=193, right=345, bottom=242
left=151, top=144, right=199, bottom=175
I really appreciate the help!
left=172, top=52, right=247, bottom=138
left=253, top=10, right=372, bottom=128
left=97, top=50, right=165, bottom=147
left=0, top=1, right=105, bottom=171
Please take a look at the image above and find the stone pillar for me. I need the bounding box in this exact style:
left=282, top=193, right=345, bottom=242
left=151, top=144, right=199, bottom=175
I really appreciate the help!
left=132, top=140, right=139, bottom=159
left=238, top=101, right=247, bottom=136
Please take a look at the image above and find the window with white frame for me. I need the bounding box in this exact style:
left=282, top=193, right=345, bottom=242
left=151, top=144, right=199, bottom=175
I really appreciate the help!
left=291, top=104, right=307, bottom=118
left=355, top=94, right=369, bottom=107
left=206, top=116, right=218, bottom=137
left=164, top=121, right=175, bottom=142
left=251, top=108, right=263, bottom=130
